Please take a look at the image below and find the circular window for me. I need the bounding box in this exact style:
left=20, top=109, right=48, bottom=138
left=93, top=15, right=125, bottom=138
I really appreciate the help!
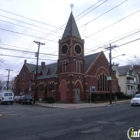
left=22, top=72, right=26, bottom=80
left=75, top=45, right=81, bottom=54
left=61, top=45, right=68, bottom=54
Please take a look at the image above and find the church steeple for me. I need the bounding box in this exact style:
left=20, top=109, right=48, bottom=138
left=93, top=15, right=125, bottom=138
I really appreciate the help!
left=62, top=12, right=81, bottom=39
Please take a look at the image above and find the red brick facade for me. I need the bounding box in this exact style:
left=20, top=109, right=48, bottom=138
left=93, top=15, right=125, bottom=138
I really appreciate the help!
left=15, top=12, right=120, bottom=103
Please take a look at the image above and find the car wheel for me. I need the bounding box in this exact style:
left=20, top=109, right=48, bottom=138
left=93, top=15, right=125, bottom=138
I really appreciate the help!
left=131, top=104, right=134, bottom=106
left=11, top=102, right=13, bottom=105
left=0, top=100, right=2, bottom=105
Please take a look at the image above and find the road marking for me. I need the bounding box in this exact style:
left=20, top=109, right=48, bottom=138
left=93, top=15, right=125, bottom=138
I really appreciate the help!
left=73, top=119, right=83, bottom=122
left=96, top=121, right=108, bottom=124
left=81, top=126, right=103, bottom=134
left=114, top=121, right=126, bottom=125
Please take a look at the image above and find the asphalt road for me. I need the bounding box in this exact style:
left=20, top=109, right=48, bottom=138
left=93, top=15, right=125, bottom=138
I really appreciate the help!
left=0, top=103, right=140, bottom=140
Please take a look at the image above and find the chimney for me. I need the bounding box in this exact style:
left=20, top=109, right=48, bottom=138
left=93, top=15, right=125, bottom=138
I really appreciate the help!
left=41, top=62, right=45, bottom=70
left=24, top=60, right=27, bottom=64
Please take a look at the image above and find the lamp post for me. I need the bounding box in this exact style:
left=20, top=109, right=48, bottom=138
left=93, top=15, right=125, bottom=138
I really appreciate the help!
left=112, top=54, right=125, bottom=60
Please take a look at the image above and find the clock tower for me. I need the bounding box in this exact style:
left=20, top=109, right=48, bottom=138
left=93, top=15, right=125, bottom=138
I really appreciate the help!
left=57, top=12, right=85, bottom=103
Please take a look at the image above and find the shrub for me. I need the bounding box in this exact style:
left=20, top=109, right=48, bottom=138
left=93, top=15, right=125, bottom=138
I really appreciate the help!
left=115, top=92, right=124, bottom=99
left=46, top=97, right=54, bottom=103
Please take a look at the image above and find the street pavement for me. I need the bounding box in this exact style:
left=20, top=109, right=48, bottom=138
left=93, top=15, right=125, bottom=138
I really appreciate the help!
left=35, top=99, right=130, bottom=109
left=0, top=101, right=139, bottom=140
left=0, top=100, right=130, bottom=118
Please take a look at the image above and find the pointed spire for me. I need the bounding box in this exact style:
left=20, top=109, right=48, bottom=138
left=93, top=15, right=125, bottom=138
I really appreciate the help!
left=62, top=12, right=81, bottom=39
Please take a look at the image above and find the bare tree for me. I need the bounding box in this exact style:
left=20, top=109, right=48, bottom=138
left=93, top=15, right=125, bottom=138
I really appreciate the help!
left=128, top=55, right=140, bottom=73
left=128, top=55, right=140, bottom=65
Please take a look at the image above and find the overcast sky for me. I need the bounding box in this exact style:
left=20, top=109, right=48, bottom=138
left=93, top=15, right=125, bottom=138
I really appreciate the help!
left=0, top=0, right=140, bottom=81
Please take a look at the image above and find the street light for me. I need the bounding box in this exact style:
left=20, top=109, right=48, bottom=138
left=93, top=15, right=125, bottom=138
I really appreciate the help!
left=112, top=54, right=125, bottom=60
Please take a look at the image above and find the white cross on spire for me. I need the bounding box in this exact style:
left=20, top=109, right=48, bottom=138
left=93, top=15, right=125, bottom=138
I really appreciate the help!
left=70, top=3, right=74, bottom=11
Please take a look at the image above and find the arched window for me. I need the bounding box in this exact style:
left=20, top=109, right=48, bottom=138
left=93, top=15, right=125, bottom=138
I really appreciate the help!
left=66, top=60, right=69, bottom=72
left=79, top=61, right=82, bottom=73
left=97, top=73, right=109, bottom=91
left=60, top=61, right=62, bottom=73
left=39, top=83, right=44, bottom=91
left=76, top=61, right=79, bottom=72
left=48, top=82, right=55, bottom=91
left=31, top=84, right=35, bottom=91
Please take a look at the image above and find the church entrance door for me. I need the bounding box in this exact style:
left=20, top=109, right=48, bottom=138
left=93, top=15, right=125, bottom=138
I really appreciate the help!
left=60, top=80, right=67, bottom=101
left=75, top=89, right=80, bottom=101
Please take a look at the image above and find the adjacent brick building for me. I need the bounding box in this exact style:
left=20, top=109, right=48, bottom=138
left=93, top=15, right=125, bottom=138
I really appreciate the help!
left=15, top=12, right=120, bottom=103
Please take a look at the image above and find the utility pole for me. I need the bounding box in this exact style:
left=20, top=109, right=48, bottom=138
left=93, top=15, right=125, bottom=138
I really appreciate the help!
left=105, top=44, right=117, bottom=105
left=5, top=69, right=12, bottom=90
left=33, top=41, right=45, bottom=104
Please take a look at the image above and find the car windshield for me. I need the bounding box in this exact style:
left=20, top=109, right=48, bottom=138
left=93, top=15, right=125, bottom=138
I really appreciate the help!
left=24, top=95, right=32, bottom=97
left=9, top=93, right=13, bottom=96
left=4, top=93, right=9, bottom=96
left=134, top=94, right=140, bottom=98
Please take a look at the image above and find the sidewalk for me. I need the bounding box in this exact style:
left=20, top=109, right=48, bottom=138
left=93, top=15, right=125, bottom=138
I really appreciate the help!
left=35, top=99, right=130, bottom=109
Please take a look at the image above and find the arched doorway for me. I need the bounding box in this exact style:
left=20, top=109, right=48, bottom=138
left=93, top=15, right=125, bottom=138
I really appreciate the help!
left=74, top=80, right=83, bottom=101
left=59, top=80, right=67, bottom=101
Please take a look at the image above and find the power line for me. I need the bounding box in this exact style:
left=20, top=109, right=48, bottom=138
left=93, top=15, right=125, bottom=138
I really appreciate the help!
left=0, top=44, right=58, bottom=56
left=0, top=14, right=57, bottom=32
left=0, top=19, right=53, bottom=34
left=85, top=8, right=140, bottom=39
left=0, top=18, right=61, bottom=38
left=0, top=8, right=58, bottom=28
left=118, top=37, right=140, bottom=47
left=0, top=27, right=58, bottom=42
left=0, top=54, right=57, bottom=61
left=5, top=69, right=12, bottom=90
left=75, top=0, right=102, bottom=18
left=80, top=0, right=128, bottom=28
left=85, top=28, right=140, bottom=54
left=38, top=1, right=109, bottom=41
left=76, top=0, right=108, bottom=20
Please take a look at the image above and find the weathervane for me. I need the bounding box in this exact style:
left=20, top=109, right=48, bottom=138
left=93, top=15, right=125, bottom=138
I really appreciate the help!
left=70, top=3, right=74, bottom=11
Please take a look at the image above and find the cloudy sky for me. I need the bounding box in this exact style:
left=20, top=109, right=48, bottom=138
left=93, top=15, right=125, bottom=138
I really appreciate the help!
left=0, top=0, right=140, bottom=81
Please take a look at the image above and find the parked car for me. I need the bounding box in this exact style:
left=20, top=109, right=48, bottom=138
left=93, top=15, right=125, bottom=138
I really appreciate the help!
left=18, top=94, right=33, bottom=104
left=0, top=91, right=14, bottom=104
left=130, top=94, right=140, bottom=106
left=14, top=96, right=21, bottom=103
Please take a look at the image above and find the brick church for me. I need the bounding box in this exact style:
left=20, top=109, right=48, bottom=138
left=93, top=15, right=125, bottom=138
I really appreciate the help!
left=15, top=12, right=120, bottom=103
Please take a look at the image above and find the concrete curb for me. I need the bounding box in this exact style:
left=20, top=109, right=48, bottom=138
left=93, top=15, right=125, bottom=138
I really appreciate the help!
left=35, top=100, right=130, bottom=109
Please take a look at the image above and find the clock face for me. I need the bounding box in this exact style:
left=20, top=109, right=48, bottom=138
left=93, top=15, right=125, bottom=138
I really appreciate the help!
left=75, top=45, right=81, bottom=54
left=61, top=45, right=68, bottom=54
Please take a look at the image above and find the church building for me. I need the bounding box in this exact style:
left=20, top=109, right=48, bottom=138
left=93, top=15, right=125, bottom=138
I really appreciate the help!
left=15, top=12, right=120, bottom=103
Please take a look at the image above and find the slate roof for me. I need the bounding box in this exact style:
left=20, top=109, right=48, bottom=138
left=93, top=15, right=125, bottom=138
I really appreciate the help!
left=62, top=12, right=81, bottom=39
left=26, top=63, right=37, bottom=73
left=115, top=65, right=131, bottom=76
left=37, top=63, right=57, bottom=80
left=25, top=52, right=101, bottom=80
left=84, top=52, right=100, bottom=72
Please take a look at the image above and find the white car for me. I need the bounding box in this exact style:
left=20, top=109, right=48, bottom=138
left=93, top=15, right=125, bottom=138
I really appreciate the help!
left=0, top=91, right=14, bottom=104
left=130, top=94, right=140, bottom=106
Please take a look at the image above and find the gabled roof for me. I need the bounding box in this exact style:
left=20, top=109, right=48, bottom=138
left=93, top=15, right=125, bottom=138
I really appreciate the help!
left=84, top=52, right=101, bottom=72
left=24, top=52, right=104, bottom=80
left=26, top=63, right=37, bottom=73
left=116, top=65, right=131, bottom=76
left=62, top=12, right=81, bottom=39
left=37, top=63, right=57, bottom=79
